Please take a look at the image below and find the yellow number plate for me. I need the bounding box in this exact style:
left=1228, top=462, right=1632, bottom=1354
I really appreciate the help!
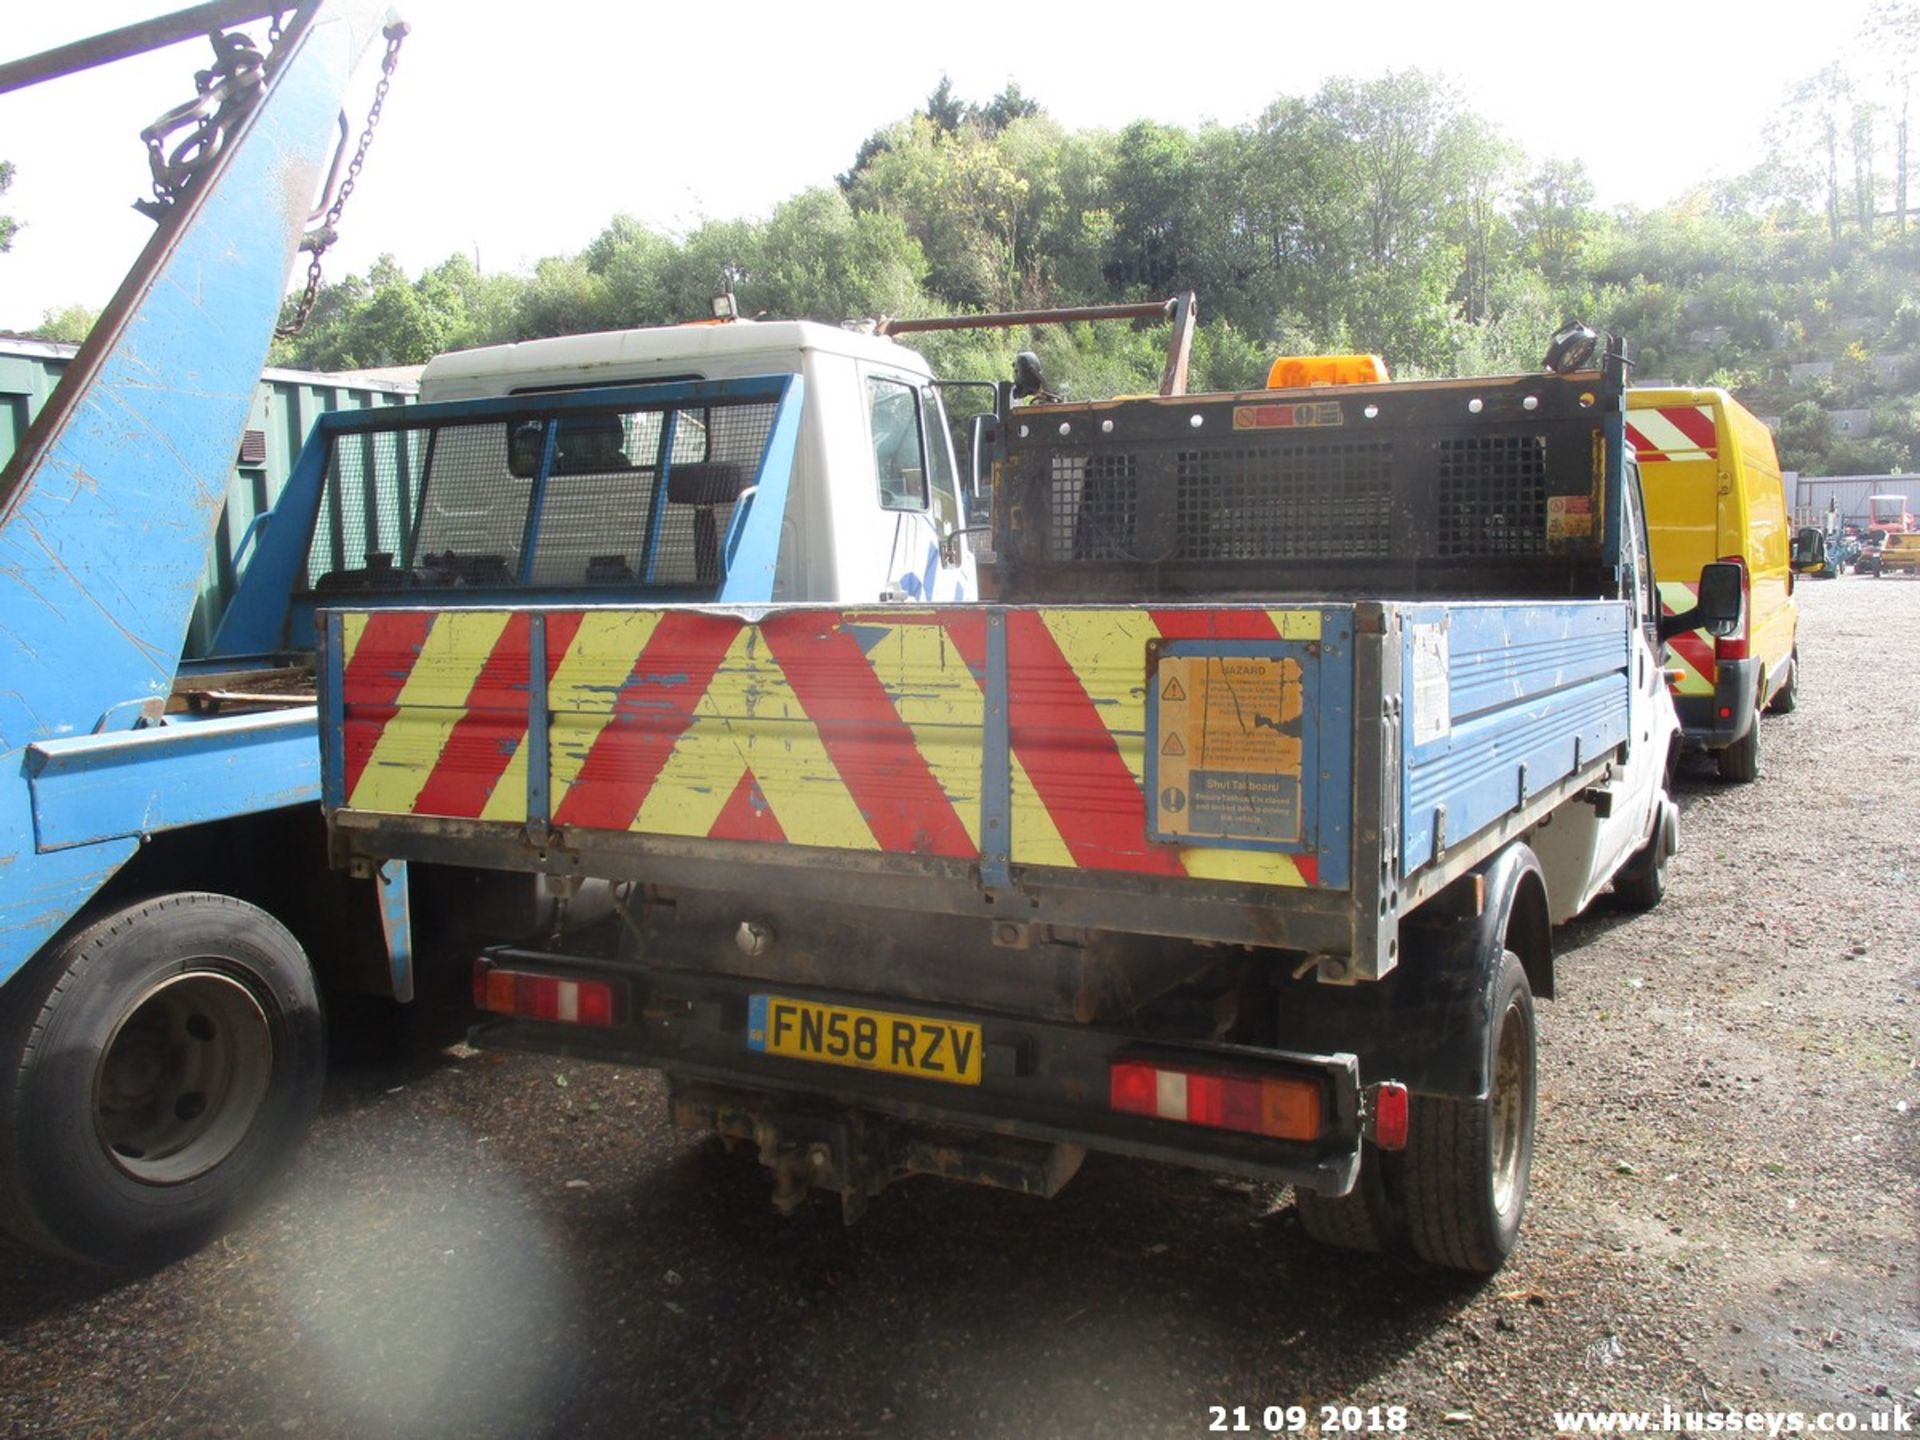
left=747, top=995, right=982, bottom=1086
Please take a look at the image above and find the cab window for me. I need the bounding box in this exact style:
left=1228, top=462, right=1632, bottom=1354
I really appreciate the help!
left=869, top=377, right=928, bottom=512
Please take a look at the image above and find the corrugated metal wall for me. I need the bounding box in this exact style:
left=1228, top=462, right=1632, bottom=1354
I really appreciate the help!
left=0, top=339, right=415, bottom=656
left=1793, top=474, right=1920, bottom=527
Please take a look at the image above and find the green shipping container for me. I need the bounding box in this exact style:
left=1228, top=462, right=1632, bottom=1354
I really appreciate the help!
left=0, top=338, right=416, bottom=657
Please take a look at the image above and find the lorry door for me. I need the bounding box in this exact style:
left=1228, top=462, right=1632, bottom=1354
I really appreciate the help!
left=1610, top=467, right=1671, bottom=868
left=864, top=373, right=975, bottom=603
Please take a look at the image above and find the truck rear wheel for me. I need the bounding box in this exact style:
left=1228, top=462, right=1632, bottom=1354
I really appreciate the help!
left=1613, top=801, right=1674, bottom=912
left=1716, top=716, right=1761, bottom=783
left=1294, top=1147, right=1399, bottom=1254
left=0, top=893, right=325, bottom=1267
left=1765, top=649, right=1798, bottom=715
left=1401, top=949, right=1536, bottom=1273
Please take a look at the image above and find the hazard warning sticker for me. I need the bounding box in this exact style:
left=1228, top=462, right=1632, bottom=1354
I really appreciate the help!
left=1151, top=651, right=1305, bottom=845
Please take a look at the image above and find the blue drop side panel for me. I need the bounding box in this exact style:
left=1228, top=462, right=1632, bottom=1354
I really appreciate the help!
left=1399, top=600, right=1631, bottom=876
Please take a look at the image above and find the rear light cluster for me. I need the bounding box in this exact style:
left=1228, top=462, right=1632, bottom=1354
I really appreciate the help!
left=473, top=960, right=625, bottom=1028
left=1109, top=1059, right=1324, bottom=1142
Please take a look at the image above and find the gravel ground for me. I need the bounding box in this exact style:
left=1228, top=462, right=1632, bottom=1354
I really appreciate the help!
left=2, top=577, right=1915, bottom=1439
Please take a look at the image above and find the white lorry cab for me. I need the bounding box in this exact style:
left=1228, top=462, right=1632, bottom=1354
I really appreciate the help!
left=418, top=320, right=977, bottom=608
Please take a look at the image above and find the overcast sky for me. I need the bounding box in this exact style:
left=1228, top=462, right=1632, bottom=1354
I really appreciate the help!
left=0, top=0, right=1863, bottom=332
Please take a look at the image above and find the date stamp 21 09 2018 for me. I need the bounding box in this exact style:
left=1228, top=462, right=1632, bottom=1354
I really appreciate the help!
left=1207, top=1405, right=1412, bottom=1434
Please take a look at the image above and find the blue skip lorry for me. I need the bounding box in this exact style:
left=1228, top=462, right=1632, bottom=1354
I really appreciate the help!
left=0, top=1, right=426, bottom=1266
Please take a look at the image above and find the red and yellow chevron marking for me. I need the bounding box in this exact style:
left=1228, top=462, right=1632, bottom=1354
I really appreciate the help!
left=336, top=605, right=1328, bottom=887
left=1655, top=581, right=1715, bottom=696
left=1627, top=405, right=1718, bottom=465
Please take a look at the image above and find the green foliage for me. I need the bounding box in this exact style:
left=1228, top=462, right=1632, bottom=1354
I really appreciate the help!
left=28, top=304, right=97, bottom=343
left=0, top=161, right=15, bottom=255
left=259, top=63, right=1914, bottom=481
left=1776, top=401, right=1836, bottom=473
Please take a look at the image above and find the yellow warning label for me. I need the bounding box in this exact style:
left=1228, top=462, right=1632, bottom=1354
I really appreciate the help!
left=1152, top=652, right=1305, bottom=845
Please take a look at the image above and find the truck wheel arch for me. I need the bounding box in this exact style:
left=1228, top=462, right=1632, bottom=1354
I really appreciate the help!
left=1436, top=840, right=1553, bottom=1003
left=1273, top=841, right=1552, bottom=1100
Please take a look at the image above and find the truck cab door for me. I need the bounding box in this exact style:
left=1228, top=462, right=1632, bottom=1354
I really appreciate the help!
left=865, top=375, right=976, bottom=603
left=1613, top=467, right=1676, bottom=861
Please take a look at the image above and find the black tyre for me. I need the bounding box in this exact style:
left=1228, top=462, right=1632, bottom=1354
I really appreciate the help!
left=1765, top=650, right=1798, bottom=716
left=1400, top=949, right=1536, bottom=1273
left=1294, top=1145, right=1400, bottom=1254
left=1716, top=716, right=1761, bottom=783
left=0, top=893, right=325, bottom=1267
left=1613, top=806, right=1672, bottom=912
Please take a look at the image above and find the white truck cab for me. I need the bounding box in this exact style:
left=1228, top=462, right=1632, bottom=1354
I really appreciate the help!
left=419, top=321, right=976, bottom=606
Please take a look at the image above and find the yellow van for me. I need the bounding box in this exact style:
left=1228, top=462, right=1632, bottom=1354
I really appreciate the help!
left=1628, top=388, right=1797, bottom=782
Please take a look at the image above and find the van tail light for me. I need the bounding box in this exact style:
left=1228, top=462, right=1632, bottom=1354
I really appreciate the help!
left=1109, top=1059, right=1324, bottom=1142
left=1714, top=555, right=1750, bottom=663
left=472, top=959, right=625, bottom=1027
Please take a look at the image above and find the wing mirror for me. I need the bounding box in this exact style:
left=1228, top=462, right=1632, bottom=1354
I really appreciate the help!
left=1792, top=526, right=1826, bottom=571
left=1658, top=560, right=1751, bottom=641
left=1658, top=561, right=1743, bottom=643
left=1695, top=561, right=1744, bottom=636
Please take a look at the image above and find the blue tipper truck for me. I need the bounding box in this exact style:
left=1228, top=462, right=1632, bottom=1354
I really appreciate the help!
left=308, top=335, right=1746, bottom=1272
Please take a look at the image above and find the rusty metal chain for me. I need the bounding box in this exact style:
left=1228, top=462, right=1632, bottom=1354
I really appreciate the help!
left=134, top=30, right=267, bottom=222
left=278, top=23, right=408, bottom=339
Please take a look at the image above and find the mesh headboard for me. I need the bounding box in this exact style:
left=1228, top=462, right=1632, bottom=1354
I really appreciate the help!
left=994, top=372, right=1614, bottom=602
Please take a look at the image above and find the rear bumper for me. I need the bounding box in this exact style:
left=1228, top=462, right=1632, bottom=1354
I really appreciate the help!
left=1675, top=656, right=1756, bottom=751
left=470, top=950, right=1367, bottom=1196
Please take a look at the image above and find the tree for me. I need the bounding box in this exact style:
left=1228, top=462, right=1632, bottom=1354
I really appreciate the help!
left=1776, top=399, right=1836, bottom=473
left=0, top=161, right=17, bottom=254
left=29, top=305, right=97, bottom=343
left=1243, top=96, right=1357, bottom=337
left=1104, top=120, right=1199, bottom=297
left=754, top=187, right=927, bottom=321
left=1314, top=71, right=1465, bottom=269
left=847, top=114, right=1029, bottom=309
left=1449, top=118, right=1521, bottom=323
left=1859, top=1, right=1919, bottom=230
left=976, top=83, right=1041, bottom=134
left=1514, top=157, right=1595, bottom=289
left=924, top=75, right=967, bottom=134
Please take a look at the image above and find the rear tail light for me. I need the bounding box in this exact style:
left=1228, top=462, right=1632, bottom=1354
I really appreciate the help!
left=1109, top=1059, right=1324, bottom=1142
left=1368, top=1082, right=1409, bottom=1151
left=1714, top=555, right=1750, bottom=664
left=472, top=959, right=626, bottom=1027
